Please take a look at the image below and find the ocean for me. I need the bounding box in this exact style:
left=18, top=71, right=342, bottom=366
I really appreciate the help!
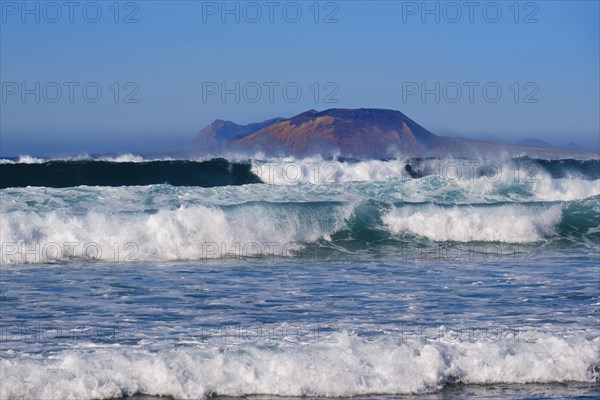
left=0, top=155, right=599, bottom=399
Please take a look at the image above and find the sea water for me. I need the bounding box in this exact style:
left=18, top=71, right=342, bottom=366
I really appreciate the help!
left=1, top=156, right=599, bottom=399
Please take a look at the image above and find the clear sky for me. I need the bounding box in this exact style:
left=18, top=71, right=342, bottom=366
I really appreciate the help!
left=1, top=0, right=599, bottom=156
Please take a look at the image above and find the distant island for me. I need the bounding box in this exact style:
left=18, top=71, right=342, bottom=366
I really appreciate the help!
left=192, top=108, right=596, bottom=159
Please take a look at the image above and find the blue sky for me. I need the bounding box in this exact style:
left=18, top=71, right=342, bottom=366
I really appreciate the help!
left=1, top=0, right=599, bottom=156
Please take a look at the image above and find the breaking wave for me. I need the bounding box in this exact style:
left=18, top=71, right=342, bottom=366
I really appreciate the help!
left=1, top=332, right=598, bottom=400
left=1, top=198, right=598, bottom=264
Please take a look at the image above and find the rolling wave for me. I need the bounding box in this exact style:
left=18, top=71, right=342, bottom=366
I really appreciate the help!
left=251, top=157, right=600, bottom=184
left=382, top=204, right=562, bottom=243
left=1, top=156, right=597, bottom=263
left=1, top=331, right=598, bottom=399
left=0, top=159, right=260, bottom=188
left=0, top=156, right=598, bottom=188
left=1, top=198, right=598, bottom=264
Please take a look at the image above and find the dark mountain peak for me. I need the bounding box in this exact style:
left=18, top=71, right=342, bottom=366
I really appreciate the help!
left=212, top=118, right=236, bottom=126
left=208, top=119, right=241, bottom=132
left=319, top=107, right=405, bottom=118
left=194, top=116, right=283, bottom=149
left=287, top=108, right=419, bottom=128
left=311, top=108, right=416, bottom=122
left=288, top=109, right=327, bottom=126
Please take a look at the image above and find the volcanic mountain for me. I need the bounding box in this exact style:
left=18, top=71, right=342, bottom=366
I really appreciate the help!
left=192, top=108, right=591, bottom=158
left=192, top=117, right=284, bottom=148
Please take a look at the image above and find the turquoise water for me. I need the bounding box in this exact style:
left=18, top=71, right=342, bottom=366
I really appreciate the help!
left=1, top=157, right=599, bottom=399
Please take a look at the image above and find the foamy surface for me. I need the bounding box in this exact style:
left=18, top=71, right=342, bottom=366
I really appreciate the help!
left=1, top=156, right=598, bottom=399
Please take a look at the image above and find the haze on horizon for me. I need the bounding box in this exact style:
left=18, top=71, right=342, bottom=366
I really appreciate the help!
left=1, top=1, right=599, bottom=157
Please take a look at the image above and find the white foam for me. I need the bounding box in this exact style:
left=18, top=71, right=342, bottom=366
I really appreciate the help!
left=0, top=153, right=165, bottom=164
left=0, top=203, right=352, bottom=264
left=251, top=158, right=599, bottom=202
left=383, top=204, right=563, bottom=243
left=445, top=164, right=600, bottom=203
left=1, top=332, right=597, bottom=399
left=0, top=155, right=47, bottom=164
left=530, top=177, right=600, bottom=201
left=251, top=158, right=409, bottom=185
left=96, top=153, right=146, bottom=163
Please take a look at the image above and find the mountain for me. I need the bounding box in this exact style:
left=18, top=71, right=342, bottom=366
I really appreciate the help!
left=236, top=108, right=445, bottom=158
left=193, top=108, right=444, bottom=157
left=192, top=108, right=593, bottom=158
left=193, top=117, right=283, bottom=148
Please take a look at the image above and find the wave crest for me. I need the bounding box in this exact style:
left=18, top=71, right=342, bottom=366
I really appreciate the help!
left=1, top=332, right=597, bottom=399
left=383, top=204, right=563, bottom=243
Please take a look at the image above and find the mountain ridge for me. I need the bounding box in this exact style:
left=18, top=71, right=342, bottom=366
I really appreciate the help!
left=192, top=108, right=595, bottom=158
